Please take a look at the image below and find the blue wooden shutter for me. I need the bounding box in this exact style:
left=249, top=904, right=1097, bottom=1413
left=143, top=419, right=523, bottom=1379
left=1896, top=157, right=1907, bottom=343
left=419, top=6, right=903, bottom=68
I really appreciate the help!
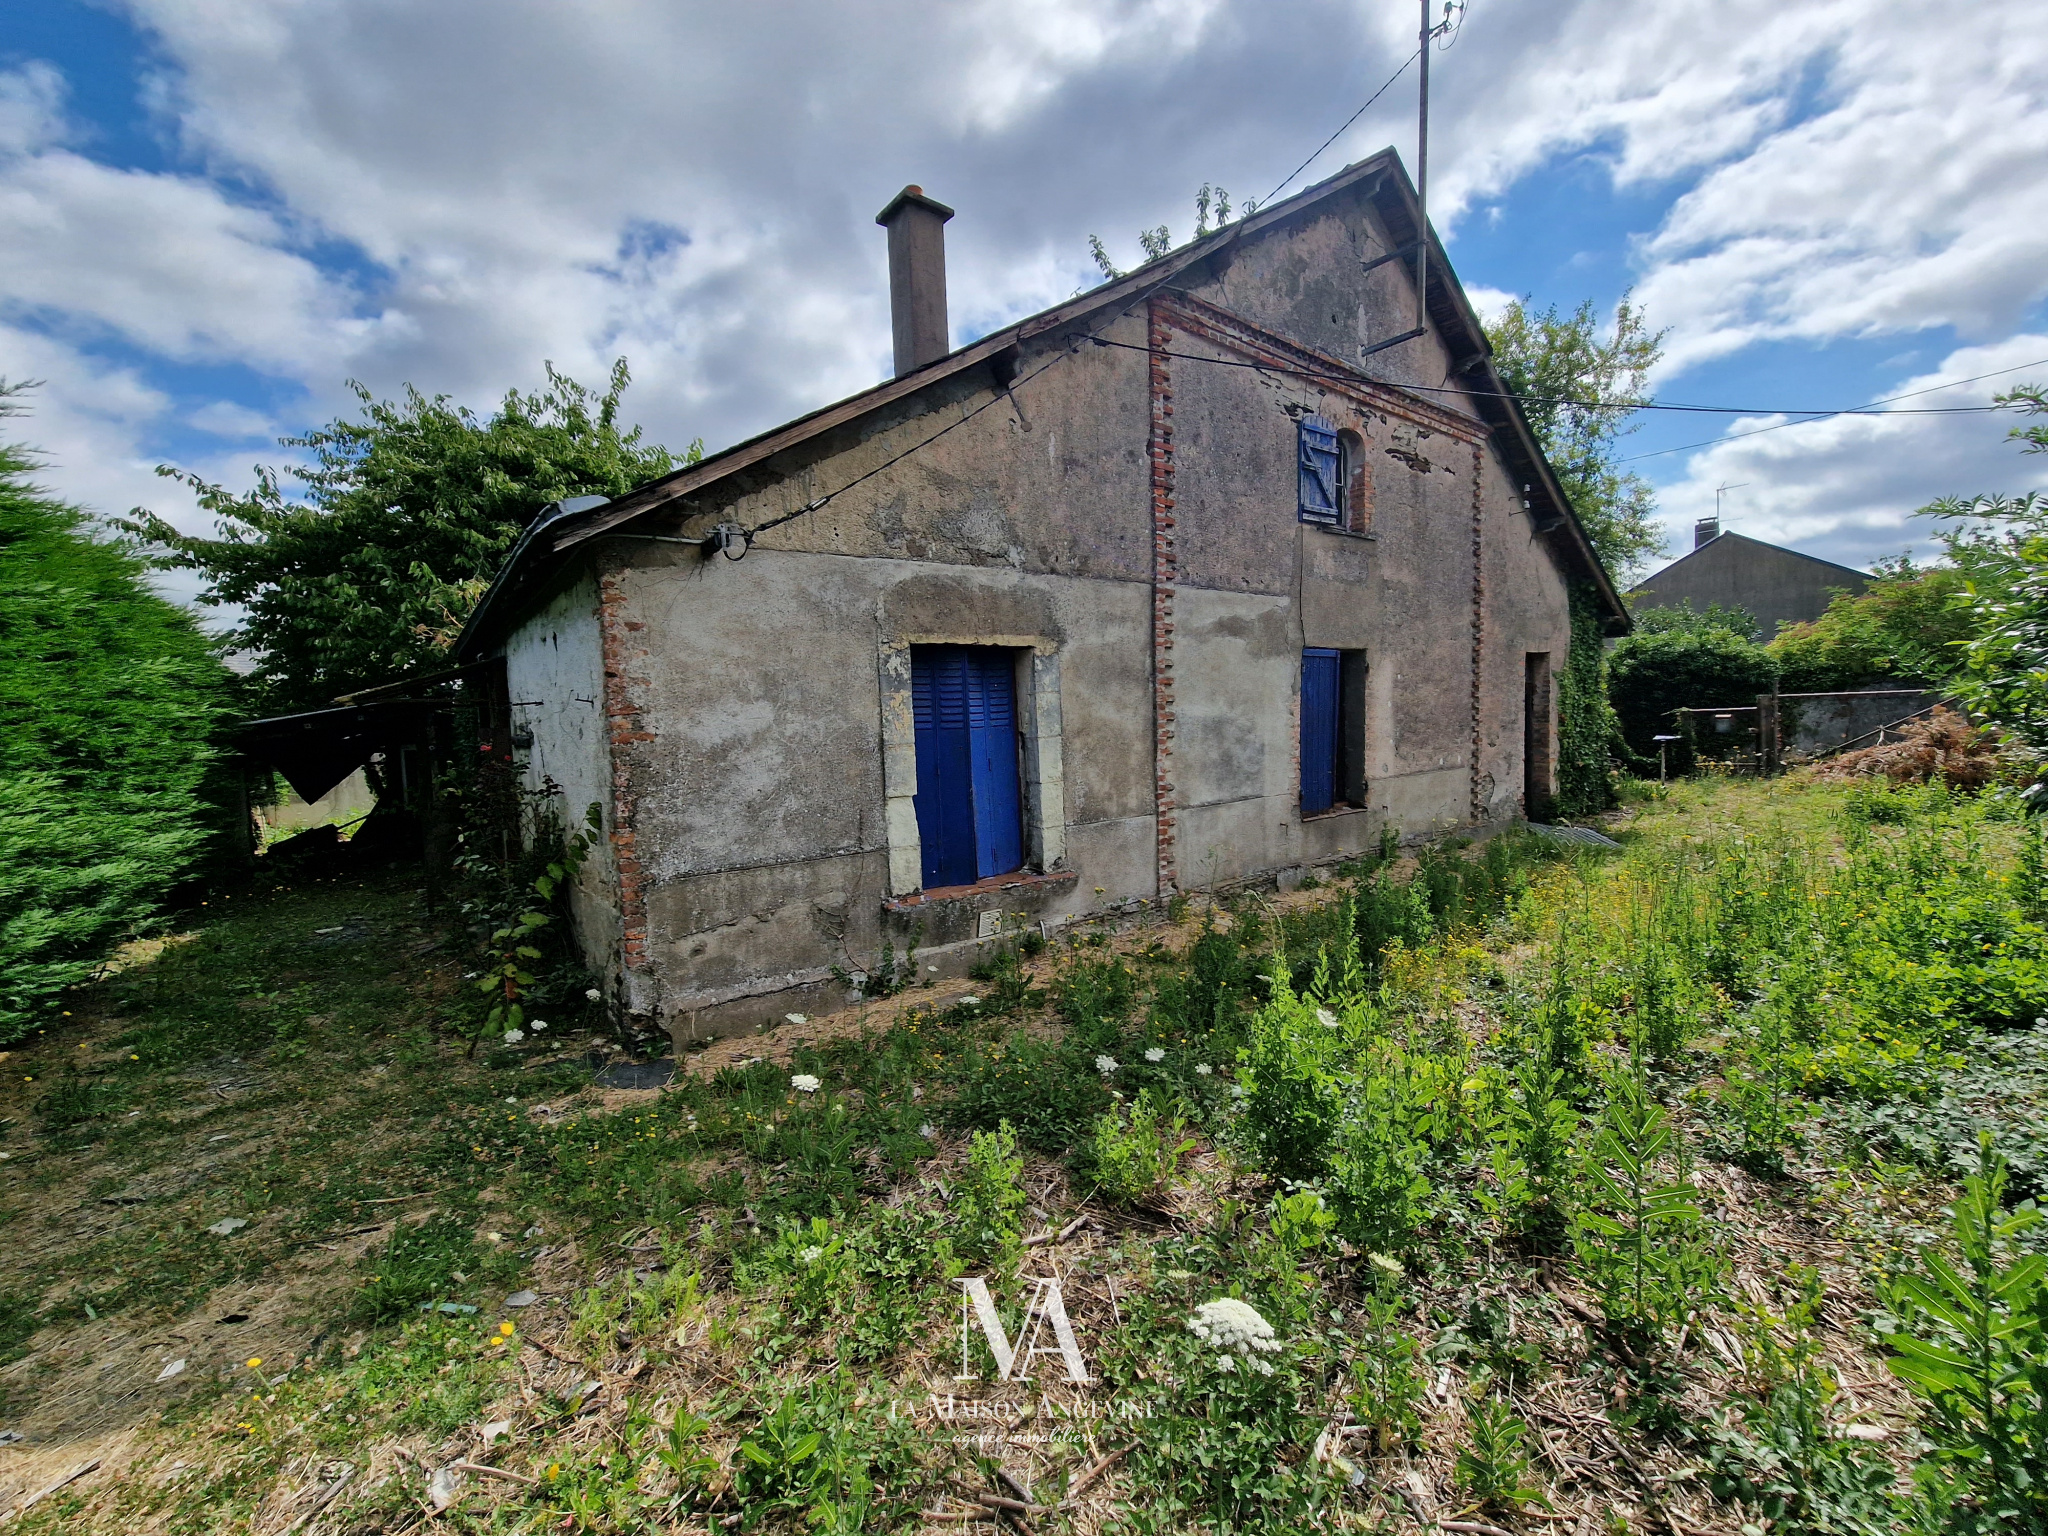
left=1298, top=416, right=1340, bottom=525
left=966, top=652, right=1025, bottom=880
left=1300, top=648, right=1340, bottom=814
left=911, top=645, right=1025, bottom=888
left=912, top=648, right=979, bottom=888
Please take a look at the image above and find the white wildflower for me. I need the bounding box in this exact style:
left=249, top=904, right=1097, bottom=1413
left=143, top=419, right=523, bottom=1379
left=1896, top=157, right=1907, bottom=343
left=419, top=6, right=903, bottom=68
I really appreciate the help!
left=585, top=987, right=602, bottom=1002
left=785, top=1013, right=808, bottom=1025
left=503, top=1028, right=525, bottom=1044
left=1187, top=1298, right=1281, bottom=1357
left=1230, top=1084, right=1248, bottom=1098
left=1094, top=1055, right=1119, bottom=1076
left=1214, top=1354, right=1236, bottom=1373
left=1144, top=1047, right=1166, bottom=1063
left=1315, top=1008, right=1340, bottom=1029
left=799, top=1245, right=824, bottom=1264
left=529, top=1020, right=547, bottom=1032
left=790, top=1074, right=821, bottom=1094
left=960, top=996, right=981, bottom=1007
left=919, top=1123, right=937, bottom=1139
left=1195, top=1063, right=1213, bottom=1076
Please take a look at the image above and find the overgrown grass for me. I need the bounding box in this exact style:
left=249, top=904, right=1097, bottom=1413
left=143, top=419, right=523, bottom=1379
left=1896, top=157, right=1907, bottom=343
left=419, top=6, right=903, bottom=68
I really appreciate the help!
left=9, top=785, right=2048, bottom=1532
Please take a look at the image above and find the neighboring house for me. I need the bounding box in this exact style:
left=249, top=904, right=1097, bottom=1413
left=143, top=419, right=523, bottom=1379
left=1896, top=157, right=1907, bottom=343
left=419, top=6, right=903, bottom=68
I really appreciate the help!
left=1630, top=519, right=1869, bottom=639
left=455, top=150, right=1630, bottom=1047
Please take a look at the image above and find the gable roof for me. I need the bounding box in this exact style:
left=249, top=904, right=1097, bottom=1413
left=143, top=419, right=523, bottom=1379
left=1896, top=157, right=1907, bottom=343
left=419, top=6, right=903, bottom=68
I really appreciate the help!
left=1628, top=531, right=1871, bottom=594
left=458, top=150, right=1630, bottom=659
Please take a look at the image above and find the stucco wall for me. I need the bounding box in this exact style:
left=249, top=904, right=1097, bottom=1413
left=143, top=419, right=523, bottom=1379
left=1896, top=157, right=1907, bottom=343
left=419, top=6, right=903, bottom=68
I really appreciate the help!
left=503, top=572, right=619, bottom=988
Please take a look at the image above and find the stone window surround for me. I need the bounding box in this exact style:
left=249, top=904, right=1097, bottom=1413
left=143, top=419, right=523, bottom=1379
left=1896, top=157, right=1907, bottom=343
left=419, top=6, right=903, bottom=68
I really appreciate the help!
left=878, top=633, right=1066, bottom=898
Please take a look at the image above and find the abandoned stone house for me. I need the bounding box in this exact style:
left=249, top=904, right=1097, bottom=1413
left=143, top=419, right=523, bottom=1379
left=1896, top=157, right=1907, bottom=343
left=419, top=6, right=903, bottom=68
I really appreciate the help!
left=454, top=149, right=1630, bottom=1046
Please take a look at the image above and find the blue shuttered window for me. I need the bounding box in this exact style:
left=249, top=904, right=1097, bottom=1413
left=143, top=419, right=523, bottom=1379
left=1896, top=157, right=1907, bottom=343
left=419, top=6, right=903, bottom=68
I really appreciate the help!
left=1297, top=415, right=1340, bottom=526
left=1300, top=648, right=1342, bottom=815
left=911, top=645, right=1025, bottom=889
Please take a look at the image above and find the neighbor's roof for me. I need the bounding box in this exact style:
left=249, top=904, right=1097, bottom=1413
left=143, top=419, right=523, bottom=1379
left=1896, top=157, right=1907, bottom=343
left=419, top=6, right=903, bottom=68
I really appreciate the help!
left=1628, top=531, right=1872, bottom=595
left=458, top=149, right=1629, bottom=658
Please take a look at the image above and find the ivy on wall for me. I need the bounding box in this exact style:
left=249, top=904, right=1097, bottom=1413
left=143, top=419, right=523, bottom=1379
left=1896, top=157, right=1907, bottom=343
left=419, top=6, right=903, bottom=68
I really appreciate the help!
left=1554, top=582, right=1618, bottom=816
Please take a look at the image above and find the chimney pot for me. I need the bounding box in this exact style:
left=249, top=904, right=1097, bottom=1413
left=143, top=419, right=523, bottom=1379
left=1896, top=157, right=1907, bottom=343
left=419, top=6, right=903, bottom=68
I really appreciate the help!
left=876, top=185, right=955, bottom=376
left=1694, top=516, right=1720, bottom=550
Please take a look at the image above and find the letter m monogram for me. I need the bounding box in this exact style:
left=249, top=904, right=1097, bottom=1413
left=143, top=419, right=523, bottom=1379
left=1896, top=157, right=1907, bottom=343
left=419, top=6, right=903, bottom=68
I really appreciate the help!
left=955, top=1277, right=1090, bottom=1383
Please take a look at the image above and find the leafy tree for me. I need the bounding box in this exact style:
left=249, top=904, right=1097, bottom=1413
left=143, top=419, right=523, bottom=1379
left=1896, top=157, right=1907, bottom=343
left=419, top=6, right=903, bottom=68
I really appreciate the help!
left=0, top=384, right=231, bottom=1044
left=1921, top=385, right=2048, bottom=754
left=1608, top=626, right=1778, bottom=774
left=123, top=360, right=692, bottom=713
left=1767, top=559, right=1976, bottom=692
left=1632, top=599, right=1761, bottom=640
left=1487, top=294, right=1668, bottom=582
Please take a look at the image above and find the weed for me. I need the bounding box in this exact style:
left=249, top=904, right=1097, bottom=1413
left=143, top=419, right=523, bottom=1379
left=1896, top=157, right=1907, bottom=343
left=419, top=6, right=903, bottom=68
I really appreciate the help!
left=1083, top=1090, right=1195, bottom=1206
left=832, top=926, right=922, bottom=1000
left=1884, top=1137, right=2048, bottom=1526
left=1347, top=1283, right=1425, bottom=1453
left=955, top=1122, right=1027, bottom=1272
left=355, top=1213, right=488, bottom=1322
left=1571, top=1073, right=1721, bottom=1344
left=1454, top=1394, right=1548, bottom=1512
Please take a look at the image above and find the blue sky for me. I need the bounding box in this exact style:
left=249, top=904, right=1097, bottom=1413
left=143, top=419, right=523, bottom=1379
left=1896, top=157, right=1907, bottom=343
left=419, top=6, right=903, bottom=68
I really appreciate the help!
left=5, top=0, right=2046, bottom=600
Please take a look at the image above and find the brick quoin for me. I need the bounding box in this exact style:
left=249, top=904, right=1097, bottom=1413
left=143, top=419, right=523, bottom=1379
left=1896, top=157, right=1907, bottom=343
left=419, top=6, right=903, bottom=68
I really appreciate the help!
left=1469, top=440, right=1486, bottom=824
left=1148, top=300, right=1178, bottom=897
left=598, top=569, right=652, bottom=974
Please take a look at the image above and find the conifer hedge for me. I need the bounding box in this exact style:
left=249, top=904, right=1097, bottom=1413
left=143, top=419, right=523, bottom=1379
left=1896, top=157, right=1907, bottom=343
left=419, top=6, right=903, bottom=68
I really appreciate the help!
left=0, top=408, right=230, bottom=1043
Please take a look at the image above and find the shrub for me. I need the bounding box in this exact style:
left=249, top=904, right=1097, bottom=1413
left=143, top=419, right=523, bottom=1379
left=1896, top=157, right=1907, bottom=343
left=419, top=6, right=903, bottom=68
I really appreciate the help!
left=1083, top=1090, right=1195, bottom=1206
left=955, top=1122, right=1027, bottom=1269
left=0, top=404, right=231, bottom=1045
left=1768, top=563, right=1974, bottom=691
left=1608, top=625, right=1778, bottom=771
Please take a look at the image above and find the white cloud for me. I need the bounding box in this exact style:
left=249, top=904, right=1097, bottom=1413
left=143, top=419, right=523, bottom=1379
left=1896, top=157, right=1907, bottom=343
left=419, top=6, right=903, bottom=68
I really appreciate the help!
left=1648, top=336, right=2048, bottom=574
left=1461, top=284, right=1517, bottom=326
left=187, top=400, right=275, bottom=439
left=0, top=0, right=2039, bottom=588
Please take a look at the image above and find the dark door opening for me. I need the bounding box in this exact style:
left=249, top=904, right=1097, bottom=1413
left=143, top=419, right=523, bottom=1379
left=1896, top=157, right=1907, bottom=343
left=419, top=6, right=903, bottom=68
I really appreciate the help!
left=1524, top=653, right=1554, bottom=820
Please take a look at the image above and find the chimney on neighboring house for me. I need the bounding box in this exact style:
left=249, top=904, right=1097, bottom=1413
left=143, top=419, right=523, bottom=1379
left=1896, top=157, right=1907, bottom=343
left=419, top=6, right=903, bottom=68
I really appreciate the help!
left=1694, top=516, right=1720, bottom=549
left=876, top=185, right=954, bottom=376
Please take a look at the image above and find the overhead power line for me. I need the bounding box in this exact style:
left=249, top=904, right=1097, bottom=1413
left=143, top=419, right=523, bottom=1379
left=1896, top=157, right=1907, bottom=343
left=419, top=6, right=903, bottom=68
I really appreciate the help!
left=1082, top=335, right=2033, bottom=419
left=1261, top=50, right=1422, bottom=209
left=1615, top=356, right=2048, bottom=462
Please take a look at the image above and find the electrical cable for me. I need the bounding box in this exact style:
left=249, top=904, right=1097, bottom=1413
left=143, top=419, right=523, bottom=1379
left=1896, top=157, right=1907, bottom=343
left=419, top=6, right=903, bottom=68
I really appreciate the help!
left=1080, top=335, right=2028, bottom=419
left=1614, top=356, right=2048, bottom=463
left=739, top=294, right=1173, bottom=546
left=1260, top=50, right=1421, bottom=209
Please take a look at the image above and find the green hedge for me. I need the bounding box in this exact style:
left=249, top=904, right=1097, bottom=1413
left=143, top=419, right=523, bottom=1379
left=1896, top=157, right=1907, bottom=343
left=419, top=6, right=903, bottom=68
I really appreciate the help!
left=0, top=434, right=230, bottom=1043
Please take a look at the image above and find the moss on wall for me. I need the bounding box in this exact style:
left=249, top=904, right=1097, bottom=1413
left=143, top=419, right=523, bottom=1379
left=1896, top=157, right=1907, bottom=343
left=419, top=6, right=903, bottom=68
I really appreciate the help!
left=1555, top=582, right=1617, bottom=816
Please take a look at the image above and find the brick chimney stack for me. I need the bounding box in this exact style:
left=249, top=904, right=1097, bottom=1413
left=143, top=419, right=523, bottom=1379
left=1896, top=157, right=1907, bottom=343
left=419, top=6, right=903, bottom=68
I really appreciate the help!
left=1694, top=516, right=1720, bottom=550
left=876, top=185, right=954, bottom=377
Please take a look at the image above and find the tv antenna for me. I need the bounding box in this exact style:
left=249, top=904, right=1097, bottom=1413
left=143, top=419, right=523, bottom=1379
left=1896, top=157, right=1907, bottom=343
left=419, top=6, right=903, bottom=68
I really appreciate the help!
left=1716, top=482, right=1749, bottom=524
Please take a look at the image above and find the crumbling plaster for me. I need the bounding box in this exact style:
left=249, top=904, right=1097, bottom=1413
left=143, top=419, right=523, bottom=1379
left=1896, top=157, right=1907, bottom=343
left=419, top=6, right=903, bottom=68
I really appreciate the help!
left=503, top=572, right=620, bottom=987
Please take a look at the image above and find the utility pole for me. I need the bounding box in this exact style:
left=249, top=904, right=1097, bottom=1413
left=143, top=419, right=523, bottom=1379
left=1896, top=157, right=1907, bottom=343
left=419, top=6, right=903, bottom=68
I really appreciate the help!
left=1414, top=0, right=1430, bottom=339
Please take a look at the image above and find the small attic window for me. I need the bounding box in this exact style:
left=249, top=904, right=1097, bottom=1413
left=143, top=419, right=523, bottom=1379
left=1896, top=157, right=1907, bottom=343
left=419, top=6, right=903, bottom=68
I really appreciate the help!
left=1297, top=415, right=1340, bottom=526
